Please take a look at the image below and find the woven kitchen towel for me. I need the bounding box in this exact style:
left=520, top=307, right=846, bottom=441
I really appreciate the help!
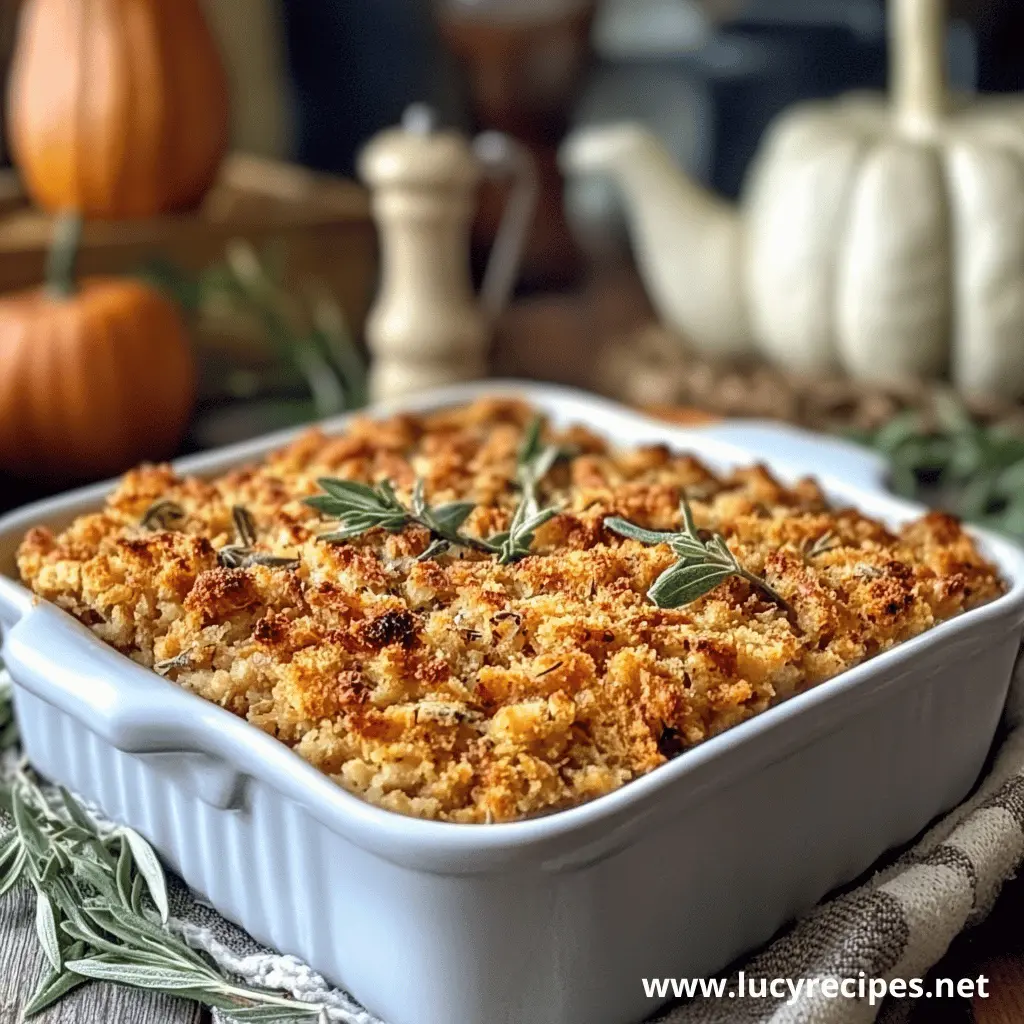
left=5, top=655, right=1024, bottom=1024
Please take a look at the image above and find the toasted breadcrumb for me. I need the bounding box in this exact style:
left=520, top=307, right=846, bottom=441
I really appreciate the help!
left=17, top=399, right=1005, bottom=822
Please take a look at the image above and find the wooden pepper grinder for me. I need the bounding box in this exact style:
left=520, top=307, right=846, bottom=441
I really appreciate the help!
left=358, top=104, right=536, bottom=401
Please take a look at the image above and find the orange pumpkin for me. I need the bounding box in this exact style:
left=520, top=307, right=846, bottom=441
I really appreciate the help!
left=0, top=217, right=196, bottom=479
left=7, top=0, right=230, bottom=218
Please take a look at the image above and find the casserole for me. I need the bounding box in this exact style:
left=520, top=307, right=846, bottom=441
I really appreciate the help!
left=2, top=381, right=1023, bottom=1024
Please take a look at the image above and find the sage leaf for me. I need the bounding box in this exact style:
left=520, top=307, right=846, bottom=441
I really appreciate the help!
left=60, top=920, right=131, bottom=959
left=116, top=828, right=169, bottom=923
left=2, top=763, right=326, bottom=1021
left=65, top=958, right=217, bottom=990
left=24, top=952, right=89, bottom=1018
left=648, top=562, right=733, bottom=607
left=224, top=1006, right=323, bottom=1022
left=316, top=478, right=385, bottom=506
left=607, top=497, right=792, bottom=615
left=102, top=905, right=214, bottom=971
left=307, top=416, right=561, bottom=564
left=0, top=829, right=18, bottom=867
left=58, top=787, right=97, bottom=834
left=426, top=501, right=475, bottom=534
left=602, top=518, right=679, bottom=547
left=130, top=872, right=145, bottom=915
left=0, top=845, right=26, bottom=895
left=34, top=889, right=62, bottom=971
left=115, top=838, right=132, bottom=908
left=72, top=858, right=119, bottom=900
left=12, top=787, right=48, bottom=858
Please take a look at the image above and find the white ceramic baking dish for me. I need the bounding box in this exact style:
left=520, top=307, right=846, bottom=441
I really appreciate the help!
left=2, top=381, right=1023, bottom=1024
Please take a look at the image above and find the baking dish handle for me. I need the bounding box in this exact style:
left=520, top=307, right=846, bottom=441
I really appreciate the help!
left=0, top=578, right=33, bottom=632
left=684, top=420, right=890, bottom=494
left=3, top=603, right=248, bottom=810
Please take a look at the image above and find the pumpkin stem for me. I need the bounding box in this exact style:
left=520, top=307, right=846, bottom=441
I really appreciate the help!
left=891, top=0, right=947, bottom=134
left=46, top=213, right=84, bottom=299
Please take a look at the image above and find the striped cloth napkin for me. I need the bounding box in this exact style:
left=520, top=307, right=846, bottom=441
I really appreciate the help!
left=658, top=650, right=1024, bottom=1024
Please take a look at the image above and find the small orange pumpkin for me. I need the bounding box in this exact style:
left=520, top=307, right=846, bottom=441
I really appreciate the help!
left=0, top=217, right=196, bottom=479
left=7, top=0, right=230, bottom=218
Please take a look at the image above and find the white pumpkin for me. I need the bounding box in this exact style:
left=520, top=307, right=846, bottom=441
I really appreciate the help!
left=561, top=0, right=1024, bottom=399
left=746, top=0, right=1024, bottom=397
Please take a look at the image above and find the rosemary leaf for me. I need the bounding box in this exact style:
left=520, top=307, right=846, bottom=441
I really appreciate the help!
left=494, top=505, right=559, bottom=565
left=306, top=416, right=563, bottom=565
left=411, top=480, right=475, bottom=539
left=417, top=538, right=451, bottom=562
left=217, top=548, right=300, bottom=570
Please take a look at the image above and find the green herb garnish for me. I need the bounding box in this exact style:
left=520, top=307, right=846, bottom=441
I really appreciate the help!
left=803, top=531, right=840, bottom=560
left=139, top=501, right=185, bottom=532
left=853, top=392, right=1024, bottom=537
left=605, top=497, right=793, bottom=614
left=217, top=505, right=300, bottom=570
left=0, top=680, right=323, bottom=1021
left=305, top=416, right=563, bottom=565
left=305, top=478, right=480, bottom=550
left=485, top=417, right=563, bottom=563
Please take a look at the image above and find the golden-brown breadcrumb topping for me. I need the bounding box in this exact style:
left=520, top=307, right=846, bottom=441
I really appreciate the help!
left=17, top=399, right=1005, bottom=822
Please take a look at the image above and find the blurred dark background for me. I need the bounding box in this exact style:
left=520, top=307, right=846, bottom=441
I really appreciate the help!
left=277, top=0, right=1023, bottom=195
left=4, top=0, right=1021, bottom=198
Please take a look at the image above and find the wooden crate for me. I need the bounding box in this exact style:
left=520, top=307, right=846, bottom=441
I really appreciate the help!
left=0, top=153, right=377, bottom=336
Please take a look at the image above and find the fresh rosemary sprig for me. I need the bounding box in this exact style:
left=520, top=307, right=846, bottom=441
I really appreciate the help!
left=217, top=504, right=300, bottom=570
left=304, top=478, right=479, bottom=551
left=0, top=681, right=323, bottom=1022
left=304, top=416, right=563, bottom=564
left=605, top=497, right=793, bottom=614
left=485, top=417, right=563, bottom=564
